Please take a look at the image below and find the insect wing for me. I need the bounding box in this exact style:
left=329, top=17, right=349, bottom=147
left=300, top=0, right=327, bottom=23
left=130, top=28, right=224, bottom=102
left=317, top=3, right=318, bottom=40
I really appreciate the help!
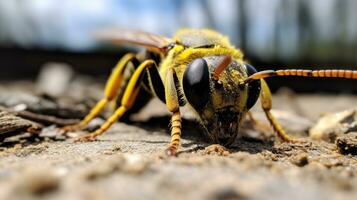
left=94, top=29, right=174, bottom=53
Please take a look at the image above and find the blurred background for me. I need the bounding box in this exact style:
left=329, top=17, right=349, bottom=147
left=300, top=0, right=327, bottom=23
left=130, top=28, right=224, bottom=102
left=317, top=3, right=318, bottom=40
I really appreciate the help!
left=0, top=0, right=356, bottom=92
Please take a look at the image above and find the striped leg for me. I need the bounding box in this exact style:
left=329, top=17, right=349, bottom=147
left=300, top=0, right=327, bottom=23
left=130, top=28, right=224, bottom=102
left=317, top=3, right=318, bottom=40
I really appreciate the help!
left=164, top=68, right=182, bottom=156
left=259, top=79, right=297, bottom=142
left=241, top=68, right=357, bottom=142
left=75, top=60, right=156, bottom=142
left=62, top=53, right=138, bottom=132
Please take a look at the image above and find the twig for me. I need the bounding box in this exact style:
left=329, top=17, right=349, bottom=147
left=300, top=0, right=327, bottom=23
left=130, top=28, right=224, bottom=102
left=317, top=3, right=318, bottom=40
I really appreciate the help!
left=0, top=106, right=79, bottom=126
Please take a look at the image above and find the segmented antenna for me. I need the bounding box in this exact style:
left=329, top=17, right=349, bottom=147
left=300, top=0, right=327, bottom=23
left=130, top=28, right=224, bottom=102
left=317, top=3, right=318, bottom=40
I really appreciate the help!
left=240, top=69, right=357, bottom=85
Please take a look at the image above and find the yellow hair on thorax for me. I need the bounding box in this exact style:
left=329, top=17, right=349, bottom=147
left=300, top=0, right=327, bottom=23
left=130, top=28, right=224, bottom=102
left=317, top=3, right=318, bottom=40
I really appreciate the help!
left=174, top=28, right=231, bottom=47
left=176, top=46, right=243, bottom=66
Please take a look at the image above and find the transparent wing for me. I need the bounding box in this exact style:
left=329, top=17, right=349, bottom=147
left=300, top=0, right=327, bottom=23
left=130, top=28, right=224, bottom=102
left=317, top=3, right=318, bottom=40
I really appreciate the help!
left=94, top=29, right=174, bottom=53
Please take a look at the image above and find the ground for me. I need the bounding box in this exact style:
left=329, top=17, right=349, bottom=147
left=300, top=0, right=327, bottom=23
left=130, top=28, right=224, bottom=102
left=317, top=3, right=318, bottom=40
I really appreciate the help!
left=0, top=75, right=356, bottom=200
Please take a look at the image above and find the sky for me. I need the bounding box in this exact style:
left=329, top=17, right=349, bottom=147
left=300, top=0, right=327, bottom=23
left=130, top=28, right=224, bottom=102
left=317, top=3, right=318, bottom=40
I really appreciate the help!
left=0, top=0, right=356, bottom=61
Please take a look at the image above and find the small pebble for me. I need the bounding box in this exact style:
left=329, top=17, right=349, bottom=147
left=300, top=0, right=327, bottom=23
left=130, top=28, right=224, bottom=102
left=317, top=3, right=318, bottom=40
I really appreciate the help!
left=291, top=153, right=309, bottom=167
left=336, top=132, right=357, bottom=155
left=36, top=62, right=74, bottom=97
left=13, top=167, right=60, bottom=196
left=210, top=187, right=246, bottom=200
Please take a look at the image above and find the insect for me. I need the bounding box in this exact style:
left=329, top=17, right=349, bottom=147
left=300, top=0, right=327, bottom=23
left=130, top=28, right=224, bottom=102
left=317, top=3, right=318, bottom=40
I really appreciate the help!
left=62, top=28, right=357, bottom=156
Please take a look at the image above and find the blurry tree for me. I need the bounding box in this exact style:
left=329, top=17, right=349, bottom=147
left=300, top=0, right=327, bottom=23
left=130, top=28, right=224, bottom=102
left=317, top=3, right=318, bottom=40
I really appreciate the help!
left=0, top=0, right=356, bottom=66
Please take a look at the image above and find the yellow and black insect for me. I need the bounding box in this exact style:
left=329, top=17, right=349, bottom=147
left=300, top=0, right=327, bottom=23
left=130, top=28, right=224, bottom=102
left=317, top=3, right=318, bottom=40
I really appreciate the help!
left=63, top=29, right=357, bottom=156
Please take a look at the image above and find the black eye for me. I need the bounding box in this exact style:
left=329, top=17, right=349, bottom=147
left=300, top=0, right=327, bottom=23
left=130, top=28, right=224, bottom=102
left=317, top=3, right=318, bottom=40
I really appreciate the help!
left=245, top=64, right=261, bottom=110
left=183, top=58, right=210, bottom=109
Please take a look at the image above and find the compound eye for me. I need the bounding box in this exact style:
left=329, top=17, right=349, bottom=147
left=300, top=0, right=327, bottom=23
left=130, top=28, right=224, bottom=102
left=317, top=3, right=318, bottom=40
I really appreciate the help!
left=245, top=64, right=261, bottom=110
left=183, top=58, right=210, bottom=110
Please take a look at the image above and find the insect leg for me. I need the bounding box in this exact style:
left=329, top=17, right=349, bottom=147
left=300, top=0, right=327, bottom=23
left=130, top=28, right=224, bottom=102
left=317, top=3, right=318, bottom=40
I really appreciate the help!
left=241, top=68, right=357, bottom=140
left=62, top=53, right=138, bottom=132
left=259, top=79, right=297, bottom=142
left=75, top=60, right=156, bottom=142
left=164, top=68, right=182, bottom=156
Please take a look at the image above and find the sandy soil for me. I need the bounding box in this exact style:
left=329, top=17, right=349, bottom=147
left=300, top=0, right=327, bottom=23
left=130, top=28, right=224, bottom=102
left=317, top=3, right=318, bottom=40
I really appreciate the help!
left=0, top=79, right=356, bottom=200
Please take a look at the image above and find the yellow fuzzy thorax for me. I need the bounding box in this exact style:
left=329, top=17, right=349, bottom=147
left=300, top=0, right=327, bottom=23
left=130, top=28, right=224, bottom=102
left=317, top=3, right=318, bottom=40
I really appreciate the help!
left=159, top=29, right=244, bottom=83
left=176, top=46, right=243, bottom=65
left=159, top=45, right=243, bottom=80
left=173, top=28, right=232, bottom=47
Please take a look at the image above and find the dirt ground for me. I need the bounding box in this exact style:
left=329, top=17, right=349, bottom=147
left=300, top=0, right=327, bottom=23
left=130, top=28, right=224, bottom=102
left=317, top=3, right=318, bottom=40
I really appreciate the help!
left=0, top=76, right=356, bottom=200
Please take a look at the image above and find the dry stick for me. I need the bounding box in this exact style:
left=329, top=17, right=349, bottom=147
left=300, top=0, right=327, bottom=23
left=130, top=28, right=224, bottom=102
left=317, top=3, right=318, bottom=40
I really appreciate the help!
left=0, top=106, right=79, bottom=126
left=0, top=109, right=42, bottom=141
